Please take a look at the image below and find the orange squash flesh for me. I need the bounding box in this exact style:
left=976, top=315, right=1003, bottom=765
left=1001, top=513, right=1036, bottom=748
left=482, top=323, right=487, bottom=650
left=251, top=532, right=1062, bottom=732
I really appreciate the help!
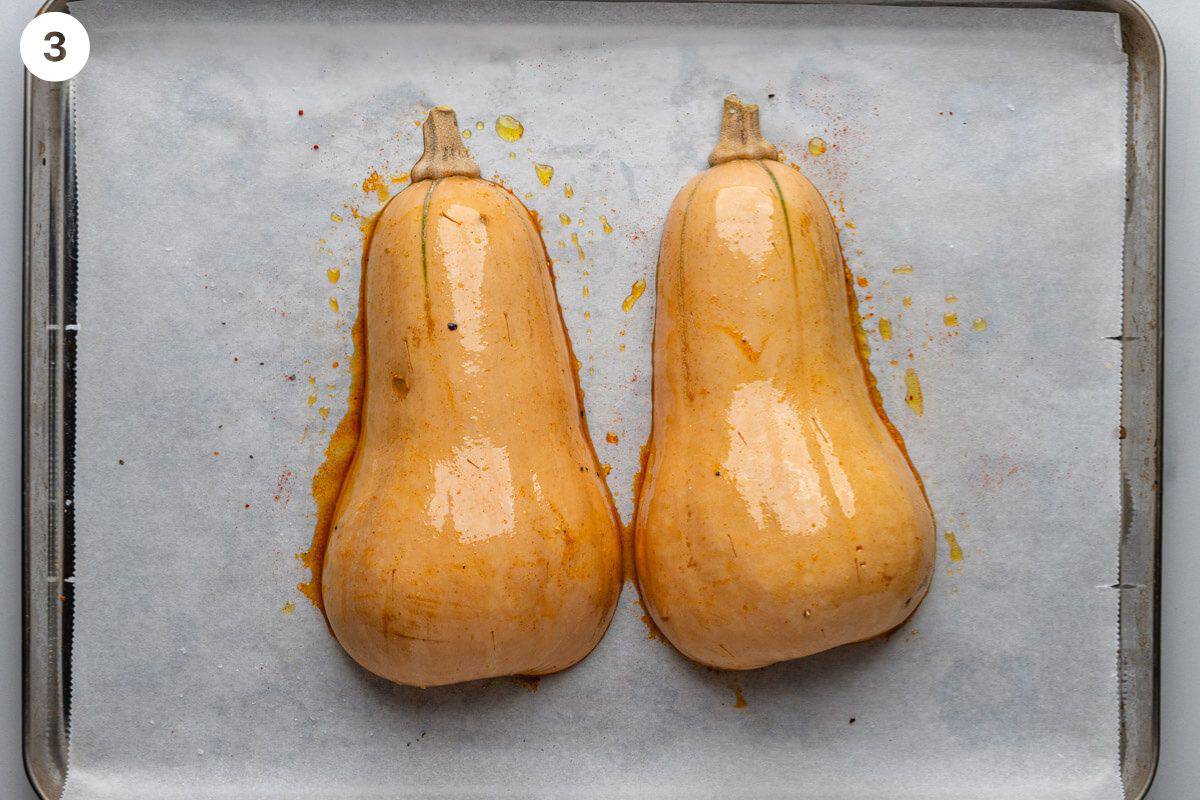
left=633, top=96, right=935, bottom=670
left=321, top=108, right=623, bottom=687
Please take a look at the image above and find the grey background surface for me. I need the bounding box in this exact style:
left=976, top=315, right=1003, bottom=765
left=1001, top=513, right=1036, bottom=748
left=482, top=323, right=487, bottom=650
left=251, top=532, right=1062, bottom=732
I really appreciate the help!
left=0, top=1, right=1194, bottom=798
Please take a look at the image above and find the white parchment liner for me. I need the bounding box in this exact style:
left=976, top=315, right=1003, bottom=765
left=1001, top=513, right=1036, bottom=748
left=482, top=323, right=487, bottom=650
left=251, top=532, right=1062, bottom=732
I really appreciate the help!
left=68, top=2, right=1126, bottom=797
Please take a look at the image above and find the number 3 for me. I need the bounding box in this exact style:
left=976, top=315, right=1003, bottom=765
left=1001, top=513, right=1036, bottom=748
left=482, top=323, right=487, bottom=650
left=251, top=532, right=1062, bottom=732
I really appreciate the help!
left=44, top=31, right=65, bottom=63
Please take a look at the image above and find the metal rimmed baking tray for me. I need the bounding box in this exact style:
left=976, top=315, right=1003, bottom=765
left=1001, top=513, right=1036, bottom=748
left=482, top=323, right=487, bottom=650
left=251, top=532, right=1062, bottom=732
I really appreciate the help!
left=23, top=0, right=1163, bottom=797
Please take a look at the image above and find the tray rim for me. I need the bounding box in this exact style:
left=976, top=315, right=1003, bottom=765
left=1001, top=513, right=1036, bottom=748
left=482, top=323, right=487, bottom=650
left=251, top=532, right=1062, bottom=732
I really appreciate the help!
left=21, top=1, right=1164, bottom=798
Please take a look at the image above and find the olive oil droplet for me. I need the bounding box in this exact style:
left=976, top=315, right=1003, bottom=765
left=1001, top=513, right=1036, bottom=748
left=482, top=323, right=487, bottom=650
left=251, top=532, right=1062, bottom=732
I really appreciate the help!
left=534, top=163, right=554, bottom=187
left=622, top=278, right=647, bottom=312
left=904, top=368, right=924, bottom=416
left=807, top=137, right=827, bottom=156
left=893, top=265, right=914, bottom=275
left=327, top=267, right=340, bottom=284
left=559, top=213, right=572, bottom=226
left=879, top=317, right=893, bottom=341
left=944, top=313, right=958, bottom=328
left=600, top=215, right=613, bottom=234
left=564, top=184, right=575, bottom=199
left=495, top=114, right=524, bottom=142
left=972, top=317, right=987, bottom=332
left=944, top=531, right=964, bottom=562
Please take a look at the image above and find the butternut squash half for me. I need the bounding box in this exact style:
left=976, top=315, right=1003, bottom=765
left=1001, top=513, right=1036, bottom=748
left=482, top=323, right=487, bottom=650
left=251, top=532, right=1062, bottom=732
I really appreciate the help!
left=633, top=96, right=935, bottom=670
left=322, top=107, right=622, bottom=687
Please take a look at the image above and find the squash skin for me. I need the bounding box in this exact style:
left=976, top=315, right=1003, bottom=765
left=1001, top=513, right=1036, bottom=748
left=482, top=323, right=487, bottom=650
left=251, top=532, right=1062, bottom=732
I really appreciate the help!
left=634, top=158, right=935, bottom=670
left=322, top=175, right=622, bottom=687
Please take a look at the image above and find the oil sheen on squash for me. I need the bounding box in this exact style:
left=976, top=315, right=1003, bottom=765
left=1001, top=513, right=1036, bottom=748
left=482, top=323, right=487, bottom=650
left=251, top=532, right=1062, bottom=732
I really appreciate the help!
left=633, top=95, right=935, bottom=671
left=318, top=107, right=622, bottom=687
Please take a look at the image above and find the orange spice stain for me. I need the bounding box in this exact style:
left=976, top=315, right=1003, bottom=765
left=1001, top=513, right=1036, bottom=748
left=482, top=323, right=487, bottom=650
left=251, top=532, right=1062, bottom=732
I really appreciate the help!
left=903, top=296, right=913, bottom=308
left=297, top=209, right=379, bottom=613
left=514, top=675, right=541, bottom=692
left=605, top=431, right=619, bottom=445
left=625, top=439, right=652, bottom=583
left=282, top=601, right=296, bottom=615
left=487, top=173, right=514, bottom=193
left=571, top=232, right=586, bottom=262
left=731, top=683, right=748, bottom=709
left=600, top=215, right=613, bottom=234
left=636, top=598, right=665, bottom=641
left=718, top=326, right=769, bottom=364
left=856, top=275, right=868, bottom=288
left=329, top=297, right=339, bottom=313
left=361, top=171, right=390, bottom=203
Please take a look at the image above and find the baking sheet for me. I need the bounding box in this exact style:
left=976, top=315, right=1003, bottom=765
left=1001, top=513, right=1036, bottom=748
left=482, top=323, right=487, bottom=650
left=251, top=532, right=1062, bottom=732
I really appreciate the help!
left=67, top=1, right=1128, bottom=798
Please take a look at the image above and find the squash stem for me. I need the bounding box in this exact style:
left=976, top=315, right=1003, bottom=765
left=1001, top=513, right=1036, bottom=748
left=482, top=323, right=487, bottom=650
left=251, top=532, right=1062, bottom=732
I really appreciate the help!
left=708, top=94, right=779, bottom=166
left=411, top=106, right=481, bottom=182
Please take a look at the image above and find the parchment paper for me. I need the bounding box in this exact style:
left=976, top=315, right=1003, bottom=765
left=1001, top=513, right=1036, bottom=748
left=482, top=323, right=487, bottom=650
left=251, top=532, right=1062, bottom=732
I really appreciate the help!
left=67, top=2, right=1127, bottom=797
